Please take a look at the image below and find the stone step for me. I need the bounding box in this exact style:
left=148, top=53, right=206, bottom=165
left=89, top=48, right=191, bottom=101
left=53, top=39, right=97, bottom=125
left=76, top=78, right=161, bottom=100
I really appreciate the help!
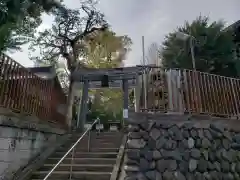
left=64, top=135, right=122, bottom=141
left=72, top=135, right=123, bottom=139
left=29, top=132, right=123, bottom=180
left=69, top=136, right=122, bottom=143
left=46, top=157, right=116, bottom=165
left=57, top=147, right=119, bottom=152
left=39, top=164, right=113, bottom=172
left=72, top=133, right=122, bottom=139
left=72, top=133, right=122, bottom=137
left=51, top=152, right=118, bottom=158
left=74, top=132, right=121, bottom=135
left=60, top=142, right=121, bottom=149
left=31, top=171, right=111, bottom=180
left=66, top=141, right=122, bottom=147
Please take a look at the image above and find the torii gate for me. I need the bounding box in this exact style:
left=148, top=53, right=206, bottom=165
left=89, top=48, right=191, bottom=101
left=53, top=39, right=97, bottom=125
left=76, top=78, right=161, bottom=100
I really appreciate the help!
left=71, top=66, right=147, bottom=131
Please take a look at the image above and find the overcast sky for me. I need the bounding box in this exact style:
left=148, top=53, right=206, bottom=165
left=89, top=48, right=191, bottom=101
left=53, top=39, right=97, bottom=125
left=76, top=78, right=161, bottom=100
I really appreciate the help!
left=8, top=0, right=240, bottom=67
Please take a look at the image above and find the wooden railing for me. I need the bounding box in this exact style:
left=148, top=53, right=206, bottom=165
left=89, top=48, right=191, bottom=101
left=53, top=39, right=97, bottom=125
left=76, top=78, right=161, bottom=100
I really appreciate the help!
left=183, top=70, right=240, bottom=117
left=0, top=53, right=67, bottom=126
left=142, top=67, right=240, bottom=118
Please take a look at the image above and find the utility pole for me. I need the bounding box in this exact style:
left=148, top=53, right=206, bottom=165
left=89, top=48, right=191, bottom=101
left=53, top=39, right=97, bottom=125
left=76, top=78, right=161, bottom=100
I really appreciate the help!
left=142, top=36, right=148, bottom=110
left=189, top=37, right=196, bottom=70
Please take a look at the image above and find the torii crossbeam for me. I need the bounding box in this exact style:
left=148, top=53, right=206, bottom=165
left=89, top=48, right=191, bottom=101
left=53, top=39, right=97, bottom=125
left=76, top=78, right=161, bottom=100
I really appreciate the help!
left=71, top=66, right=148, bottom=131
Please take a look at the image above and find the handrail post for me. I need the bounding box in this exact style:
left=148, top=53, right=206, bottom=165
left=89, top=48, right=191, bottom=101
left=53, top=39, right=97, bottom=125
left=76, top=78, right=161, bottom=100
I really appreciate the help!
left=97, top=117, right=100, bottom=134
left=69, top=147, right=75, bottom=180
left=87, top=129, right=91, bottom=152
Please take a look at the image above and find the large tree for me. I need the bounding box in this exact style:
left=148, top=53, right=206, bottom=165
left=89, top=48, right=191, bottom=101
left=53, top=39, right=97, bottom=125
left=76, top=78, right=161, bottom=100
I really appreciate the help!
left=84, top=30, right=132, bottom=68
left=161, top=16, right=237, bottom=77
left=30, top=1, right=108, bottom=127
left=0, top=0, right=63, bottom=52
left=84, top=30, right=132, bottom=118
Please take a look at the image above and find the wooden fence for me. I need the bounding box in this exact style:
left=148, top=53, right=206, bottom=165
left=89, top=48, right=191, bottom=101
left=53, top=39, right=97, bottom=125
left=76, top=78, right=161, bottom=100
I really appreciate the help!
left=142, top=67, right=240, bottom=118
left=0, top=53, right=67, bottom=126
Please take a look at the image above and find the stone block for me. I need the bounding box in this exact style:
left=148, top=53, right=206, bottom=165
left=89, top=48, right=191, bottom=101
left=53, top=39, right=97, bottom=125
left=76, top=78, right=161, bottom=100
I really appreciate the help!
left=124, top=115, right=240, bottom=180
left=127, top=139, right=146, bottom=149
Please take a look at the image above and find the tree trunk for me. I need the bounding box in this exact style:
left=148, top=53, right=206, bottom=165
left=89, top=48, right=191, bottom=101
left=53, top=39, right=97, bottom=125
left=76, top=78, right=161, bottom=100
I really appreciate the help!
left=66, top=80, right=74, bottom=130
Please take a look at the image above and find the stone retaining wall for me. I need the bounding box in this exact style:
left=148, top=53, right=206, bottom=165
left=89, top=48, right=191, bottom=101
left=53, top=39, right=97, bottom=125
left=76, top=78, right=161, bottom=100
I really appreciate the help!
left=125, top=114, right=240, bottom=180
left=0, top=110, right=65, bottom=180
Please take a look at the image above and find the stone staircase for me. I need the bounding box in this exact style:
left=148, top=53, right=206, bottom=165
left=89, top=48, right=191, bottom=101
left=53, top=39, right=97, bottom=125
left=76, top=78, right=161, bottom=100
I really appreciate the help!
left=30, top=131, right=123, bottom=180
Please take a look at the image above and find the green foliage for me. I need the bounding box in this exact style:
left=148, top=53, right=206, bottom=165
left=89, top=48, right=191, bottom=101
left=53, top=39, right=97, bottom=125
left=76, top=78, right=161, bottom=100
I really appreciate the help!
left=0, top=0, right=63, bottom=52
left=161, top=16, right=237, bottom=77
left=90, top=89, right=123, bottom=114
left=84, top=29, right=132, bottom=68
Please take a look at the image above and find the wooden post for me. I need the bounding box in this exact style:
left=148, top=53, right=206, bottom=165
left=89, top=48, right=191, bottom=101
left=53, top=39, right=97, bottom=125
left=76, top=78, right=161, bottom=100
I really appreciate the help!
left=134, top=74, right=140, bottom=112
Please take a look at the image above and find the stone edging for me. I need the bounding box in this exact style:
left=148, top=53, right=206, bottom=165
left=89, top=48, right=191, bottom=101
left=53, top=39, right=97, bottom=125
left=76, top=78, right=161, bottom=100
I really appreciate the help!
left=110, top=134, right=127, bottom=180
left=127, top=113, right=240, bottom=132
left=0, top=108, right=65, bottom=134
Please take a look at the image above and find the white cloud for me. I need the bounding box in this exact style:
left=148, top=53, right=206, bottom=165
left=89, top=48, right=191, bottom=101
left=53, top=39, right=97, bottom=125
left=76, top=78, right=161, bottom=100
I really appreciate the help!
left=9, top=0, right=240, bottom=67
left=37, top=23, right=51, bottom=32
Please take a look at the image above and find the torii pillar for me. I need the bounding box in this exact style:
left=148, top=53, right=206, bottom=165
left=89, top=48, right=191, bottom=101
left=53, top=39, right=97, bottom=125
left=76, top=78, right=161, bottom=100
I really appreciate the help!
left=77, top=80, right=89, bottom=132
left=134, top=74, right=140, bottom=112
left=122, top=78, right=129, bottom=126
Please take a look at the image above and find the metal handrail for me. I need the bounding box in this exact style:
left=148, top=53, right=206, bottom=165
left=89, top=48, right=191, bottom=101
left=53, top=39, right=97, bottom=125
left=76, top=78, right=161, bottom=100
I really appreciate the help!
left=43, top=118, right=100, bottom=180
